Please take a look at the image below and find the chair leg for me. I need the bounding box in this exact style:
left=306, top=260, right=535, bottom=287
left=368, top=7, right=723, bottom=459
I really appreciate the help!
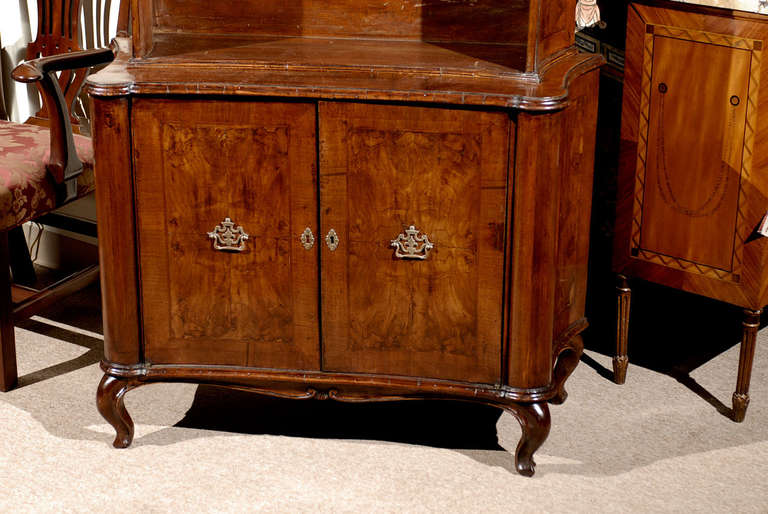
left=8, top=226, right=36, bottom=286
left=732, top=308, right=761, bottom=422
left=613, top=274, right=631, bottom=384
left=0, top=231, right=17, bottom=391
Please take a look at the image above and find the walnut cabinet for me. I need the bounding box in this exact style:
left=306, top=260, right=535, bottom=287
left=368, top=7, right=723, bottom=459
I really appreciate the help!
left=88, top=0, right=603, bottom=476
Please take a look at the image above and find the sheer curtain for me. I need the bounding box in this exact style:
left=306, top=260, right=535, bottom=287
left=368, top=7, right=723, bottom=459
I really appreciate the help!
left=0, top=0, right=35, bottom=122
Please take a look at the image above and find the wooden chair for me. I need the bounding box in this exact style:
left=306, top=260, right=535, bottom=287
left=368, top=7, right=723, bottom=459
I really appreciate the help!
left=0, top=0, right=123, bottom=391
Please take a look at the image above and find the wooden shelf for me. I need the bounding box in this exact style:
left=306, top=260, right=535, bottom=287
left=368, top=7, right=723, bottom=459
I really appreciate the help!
left=89, top=36, right=603, bottom=111
left=143, top=33, right=529, bottom=79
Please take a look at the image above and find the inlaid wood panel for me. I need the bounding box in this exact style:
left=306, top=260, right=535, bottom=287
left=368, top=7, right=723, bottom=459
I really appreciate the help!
left=553, top=69, right=599, bottom=337
left=637, top=32, right=752, bottom=273
left=614, top=3, right=768, bottom=309
left=319, top=102, right=510, bottom=383
left=132, top=99, right=319, bottom=370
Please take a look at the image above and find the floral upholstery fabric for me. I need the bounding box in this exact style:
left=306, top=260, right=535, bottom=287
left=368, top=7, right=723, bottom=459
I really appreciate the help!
left=0, top=120, right=95, bottom=231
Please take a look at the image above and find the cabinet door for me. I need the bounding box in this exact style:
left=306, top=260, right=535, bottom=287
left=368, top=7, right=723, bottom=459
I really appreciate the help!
left=635, top=33, right=751, bottom=274
left=133, top=99, right=320, bottom=370
left=319, top=102, right=510, bottom=383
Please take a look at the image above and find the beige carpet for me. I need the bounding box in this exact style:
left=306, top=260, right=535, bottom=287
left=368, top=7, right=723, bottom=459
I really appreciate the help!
left=1, top=286, right=767, bottom=513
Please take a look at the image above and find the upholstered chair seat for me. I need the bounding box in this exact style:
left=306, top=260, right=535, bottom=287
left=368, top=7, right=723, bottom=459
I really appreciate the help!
left=0, top=120, right=95, bottom=232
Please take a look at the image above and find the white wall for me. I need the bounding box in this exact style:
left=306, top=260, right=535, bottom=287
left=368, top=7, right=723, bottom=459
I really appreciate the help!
left=0, top=1, right=121, bottom=267
left=1, top=0, right=37, bottom=122
left=0, top=0, right=121, bottom=122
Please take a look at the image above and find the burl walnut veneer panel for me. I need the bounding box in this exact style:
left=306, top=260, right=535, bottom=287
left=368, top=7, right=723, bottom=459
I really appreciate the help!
left=319, top=102, right=509, bottom=384
left=132, top=99, right=320, bottom=370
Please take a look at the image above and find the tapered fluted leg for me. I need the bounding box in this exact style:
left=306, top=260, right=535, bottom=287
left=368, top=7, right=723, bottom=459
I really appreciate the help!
left=97, top=373, right=140, bottom=448
left=732, top=309, right=761, bottom=422
left=614, top=274, right=631, bottom=384
left=506, top=401, right=551, bottom=477
left=550, top=334, right=584, bottom=405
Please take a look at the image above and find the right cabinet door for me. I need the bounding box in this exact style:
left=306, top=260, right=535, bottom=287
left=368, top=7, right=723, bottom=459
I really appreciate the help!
left=318, top=102, right=511, bottom=383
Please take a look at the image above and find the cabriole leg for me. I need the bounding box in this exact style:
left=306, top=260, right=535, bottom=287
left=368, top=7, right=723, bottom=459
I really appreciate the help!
left=505, top=401, right=551, bottom=477
left=614, top=274, right=631, bottom=384
left=97, top=373, right=140, bottom=448
left=550, top=334, right=584, bottom=405
left=732, top=308, right=761, bottom=422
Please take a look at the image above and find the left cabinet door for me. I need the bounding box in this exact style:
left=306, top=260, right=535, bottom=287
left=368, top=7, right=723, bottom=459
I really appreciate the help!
left=132, top=99, right=320, bottom=370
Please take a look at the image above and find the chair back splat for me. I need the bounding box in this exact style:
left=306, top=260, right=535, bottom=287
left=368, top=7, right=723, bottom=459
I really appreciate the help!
left=26, top=0, right=88, bottom=123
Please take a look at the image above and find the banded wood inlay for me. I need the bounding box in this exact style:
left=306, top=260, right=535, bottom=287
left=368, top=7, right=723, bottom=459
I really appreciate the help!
left=629, top=24, right=761, bottom=282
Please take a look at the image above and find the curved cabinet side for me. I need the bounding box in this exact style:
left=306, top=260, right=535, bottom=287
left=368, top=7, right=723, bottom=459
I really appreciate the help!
left=507, top=104, right=562, bottom=389
left=91, top=97, right=141, bottom=365
left=554, top=69, right=599, bottom=338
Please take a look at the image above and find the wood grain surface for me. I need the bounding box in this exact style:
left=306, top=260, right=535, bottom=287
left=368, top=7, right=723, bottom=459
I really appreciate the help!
left=614, top=1, right=768, bottom=422
left=319, top=102, right=509, bottom=384
left=615, top=2, right=768, bottom=309
left=641, top=35, right=749, bottom=271
left=117, top=0, right=596, bottom=106
left=90, top=0, right=602, bottom=476
left=132, top=99, right=320, bottom=370
left=152, top=0, right=530, bottom=47
left=92, top=97, right=142, bottom=365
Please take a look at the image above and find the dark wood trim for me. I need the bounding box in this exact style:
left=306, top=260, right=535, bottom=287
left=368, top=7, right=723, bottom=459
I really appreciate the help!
left=101, top=361, right=557, bottom=403
left=0, top=232, right=17, bottom=392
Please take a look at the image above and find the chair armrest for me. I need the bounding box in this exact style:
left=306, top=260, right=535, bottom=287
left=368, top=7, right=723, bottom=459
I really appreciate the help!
left=11, top=44, right=117, bottom=202
left=12, top=45, right=117, bottom=83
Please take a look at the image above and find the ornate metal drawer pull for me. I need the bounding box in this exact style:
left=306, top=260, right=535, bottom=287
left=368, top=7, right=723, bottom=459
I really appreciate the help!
left=391, top=225, right=434, bottom=260
left=326, top=229, right=339, bottom=251
left=207, top=217, right=249, bottom=252
left=300, top=227, right=315, bottom=250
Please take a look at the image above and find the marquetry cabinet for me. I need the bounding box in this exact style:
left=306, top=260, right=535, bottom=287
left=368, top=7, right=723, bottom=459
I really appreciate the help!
left=614, top=1, right=768, bottom=421
left=88, top=0, right=602, bottom=476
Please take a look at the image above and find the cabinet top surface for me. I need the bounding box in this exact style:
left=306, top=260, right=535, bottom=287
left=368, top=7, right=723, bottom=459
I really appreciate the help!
left=669, top=0, right=767, bottom=14
left=87, top=37, right=603, bottom=111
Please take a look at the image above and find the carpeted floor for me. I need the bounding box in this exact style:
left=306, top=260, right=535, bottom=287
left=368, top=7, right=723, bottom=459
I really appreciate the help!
left=1, top=285, right=766, bottom=513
